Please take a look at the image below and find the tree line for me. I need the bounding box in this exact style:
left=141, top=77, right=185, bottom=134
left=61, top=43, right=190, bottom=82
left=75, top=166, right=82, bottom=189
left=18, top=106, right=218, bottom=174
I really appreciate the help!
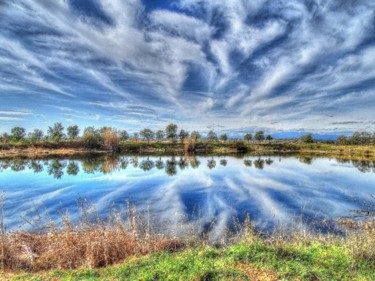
left=1, top=123, right=374, bottom=147
left=0, top=123, right=273, bottom=147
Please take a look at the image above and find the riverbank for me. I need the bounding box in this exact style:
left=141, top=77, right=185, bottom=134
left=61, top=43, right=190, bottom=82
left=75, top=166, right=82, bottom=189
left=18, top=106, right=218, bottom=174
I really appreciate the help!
left=1, top=140, right=375, bottom=160
left=2, top=220, right=374, bottom=281
left=1, top=195, right=374, bottom=280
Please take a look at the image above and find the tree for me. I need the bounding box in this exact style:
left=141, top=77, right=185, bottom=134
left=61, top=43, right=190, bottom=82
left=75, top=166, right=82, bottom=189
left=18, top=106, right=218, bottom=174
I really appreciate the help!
left=336, top=135, right=347, bottom=145
left=207, top=130, right=218, bottom=141
left=348, top=131, right=372, bottom=145
left=219, top=133, right=228, bottom=142
left=140, top=128, right=154, bottom=143
left=166, top=123, right=178, bottom=142
left=254, top=131, right=265, bottom=142
left=155, top=130, right=165, bottom=141
left=119, top=130, right=129, bottom=141
left=11, top=127, right=26, bottom=142
left=101, top=128, right=120, bottom=151
left=48, top=123, right=65, bottom=141
left=0, top=133, right=10, bottom=143
left=190, top=131, right=201, bottom=141
left=133, top=132, right=139, bottom=142
left=82, top=127, right=102, bottom=149
left=67, top=125, right=80, bottom=140
left=266, top=134, right=273, bottom=141
left=300, top=134, right=314, bottom=143
left=179, top=129, right=189, bottom=142
left=29, top=129, right=44, bottom=142
left=244, top=133, right=253, bottom=142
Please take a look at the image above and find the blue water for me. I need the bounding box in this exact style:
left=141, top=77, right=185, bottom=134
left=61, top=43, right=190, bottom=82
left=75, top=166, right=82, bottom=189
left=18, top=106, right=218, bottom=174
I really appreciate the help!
left=0, top=155, right=374, bottom=236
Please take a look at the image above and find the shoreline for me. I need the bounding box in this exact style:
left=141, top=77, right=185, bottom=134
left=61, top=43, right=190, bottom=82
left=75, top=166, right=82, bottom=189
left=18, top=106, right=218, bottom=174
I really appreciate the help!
left=0, top=141, right=374, bottom=161
left=2, top=218, right=374, bottom=280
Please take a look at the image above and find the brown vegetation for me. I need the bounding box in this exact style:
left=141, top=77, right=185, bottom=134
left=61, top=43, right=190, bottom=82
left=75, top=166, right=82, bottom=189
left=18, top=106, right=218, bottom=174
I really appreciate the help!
left=0, top=201, right=184, bottom=272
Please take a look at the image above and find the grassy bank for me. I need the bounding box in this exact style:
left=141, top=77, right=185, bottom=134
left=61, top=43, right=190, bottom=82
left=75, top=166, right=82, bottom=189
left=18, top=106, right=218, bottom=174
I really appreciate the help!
left=1, top=140, right=375, bottom=161
left=4, top=223, right=375, bottom=281
left=1, top=198, right=374, bottom=281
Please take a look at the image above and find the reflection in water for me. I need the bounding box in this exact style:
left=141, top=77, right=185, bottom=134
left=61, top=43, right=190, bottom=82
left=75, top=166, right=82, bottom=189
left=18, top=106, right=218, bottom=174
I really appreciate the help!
left=1, top=155, right=375, bottom=237
left=47, top=160, right=66, bottom=179
left=0, top=155, right=374, bottom=178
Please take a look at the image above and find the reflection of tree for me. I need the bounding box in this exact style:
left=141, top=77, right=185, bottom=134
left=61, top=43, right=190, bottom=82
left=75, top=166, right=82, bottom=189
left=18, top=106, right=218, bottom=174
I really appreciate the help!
left=243, top=159, right=252, bottom=167
left=82, top=158, right=102, bottom=174
left=299, top=156, right=313, bottom=165
left=140, top=157, right=155, bottom=171
left=351, top=160, right=375, bottom=173
left=66, top=161, right=79, bottom=175
left=155, top=157, right=165, bottom=170
left=29, top=160, right=43, bottom=173
left=0, top=160, right=11, bottom=171
left=336, top=158, right=350, bottom=164
left=220, top=159, right=227, bottom=166
left=254, top=158, right=264, bottom=170
left=189, top=157, right=201, bottom=169
left=101, top=156, right=118, bottom=174
left=130, top=157, right=139, bottom=168
left=265, top=158, right=274, bottom=165
left=48, top=160, right=66, bottom=179
left=11, top=159, right=27, bottom=172
left=165, top=157, right=177, bottom=176
left=178, top=157, right=188, bottom=170
left=207, top=157, right=216, bottom=170
left=119, top=158, right=129, bottom=169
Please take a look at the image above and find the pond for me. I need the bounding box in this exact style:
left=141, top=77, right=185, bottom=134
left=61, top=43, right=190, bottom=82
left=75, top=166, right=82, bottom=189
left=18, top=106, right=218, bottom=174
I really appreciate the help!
left=0, top=154, right=374, bottom=237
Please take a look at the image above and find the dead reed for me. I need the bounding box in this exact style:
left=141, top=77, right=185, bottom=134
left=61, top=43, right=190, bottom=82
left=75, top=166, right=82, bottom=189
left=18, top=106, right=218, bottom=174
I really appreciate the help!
left=0, top=199, right=184, bottom=271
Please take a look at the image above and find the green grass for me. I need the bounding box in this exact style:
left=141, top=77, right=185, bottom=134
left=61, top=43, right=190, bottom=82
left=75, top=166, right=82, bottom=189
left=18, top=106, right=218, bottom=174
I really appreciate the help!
left=8, top=240, right=375, bottom=281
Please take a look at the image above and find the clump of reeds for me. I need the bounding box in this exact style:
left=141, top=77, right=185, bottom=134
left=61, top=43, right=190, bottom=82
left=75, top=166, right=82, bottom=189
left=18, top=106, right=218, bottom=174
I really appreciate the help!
left=0, top=198, right=184, bottom=271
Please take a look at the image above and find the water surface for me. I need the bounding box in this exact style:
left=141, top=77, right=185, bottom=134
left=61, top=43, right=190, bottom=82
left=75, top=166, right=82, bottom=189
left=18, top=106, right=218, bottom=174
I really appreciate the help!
left=1, top=154, right=374, bottom=237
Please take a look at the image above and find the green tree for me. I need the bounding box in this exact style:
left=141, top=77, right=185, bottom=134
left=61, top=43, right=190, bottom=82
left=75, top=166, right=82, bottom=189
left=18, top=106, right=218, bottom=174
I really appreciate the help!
left=155, top=130, right=165, bottom=142
left=119, top=130, right=129, bottom=141
left=254, top=131, right=265, bottom=142
left=244, top=133, right=252, bottom=142
left=48, top=123, right=65, bottom=141
left=190, top=131, right=201, bottom=141
left=82, top=127, right=102, bottom=149
left=266, top=134, right=273, bottom=141
left=67, top=125, right=80, bottom=140
left=336, top=135, right=347, bottom=145
left=0, top=133, right=10, bottom=143
left=348, top=131, right=372, bottom=145
left=166, top=123, right=178, bottom=142
left=179, top=129, right=189, bottom=142
left=140, top=128, right=154, bottom=143
left=207, top=130, right=218, bottom=142
left=219, top=133, right=228, bottom=142
left=133, top=132, right=139, bottom=142
left=29, top=129, right=44, bottom=142
left=11, top=127, right=26, bottom=142
left=300, top=134, right=314, bottom=143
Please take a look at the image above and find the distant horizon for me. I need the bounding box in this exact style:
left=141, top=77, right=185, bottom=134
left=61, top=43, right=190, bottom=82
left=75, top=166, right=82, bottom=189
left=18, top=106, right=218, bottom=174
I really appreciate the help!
left=1, top=1, right=375, bottom=133
left=2, top=121, right=369, bottom=141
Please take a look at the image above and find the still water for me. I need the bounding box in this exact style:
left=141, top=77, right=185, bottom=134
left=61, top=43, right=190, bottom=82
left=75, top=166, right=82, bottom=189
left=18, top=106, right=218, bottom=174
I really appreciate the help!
left=0, top=154, right=374, bottom=236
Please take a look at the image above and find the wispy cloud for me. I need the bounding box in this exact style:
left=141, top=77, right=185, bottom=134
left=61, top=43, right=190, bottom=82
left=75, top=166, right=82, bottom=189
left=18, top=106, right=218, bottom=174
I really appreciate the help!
left=0, top=0, right=374, bottom=132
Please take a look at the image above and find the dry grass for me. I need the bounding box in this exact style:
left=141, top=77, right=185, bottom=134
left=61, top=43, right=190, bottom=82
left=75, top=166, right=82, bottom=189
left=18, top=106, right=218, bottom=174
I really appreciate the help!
left=0, top=200, right=184, bottom=272
left=0, top=196, right=374, bottom=280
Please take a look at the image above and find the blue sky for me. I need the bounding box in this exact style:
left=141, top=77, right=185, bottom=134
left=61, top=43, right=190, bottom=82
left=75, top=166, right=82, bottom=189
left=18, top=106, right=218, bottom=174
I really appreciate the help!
left=0, top=0, right=375, bottom=135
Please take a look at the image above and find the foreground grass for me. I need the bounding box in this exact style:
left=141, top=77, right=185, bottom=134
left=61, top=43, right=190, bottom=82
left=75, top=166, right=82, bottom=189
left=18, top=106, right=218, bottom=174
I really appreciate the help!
left=6, top=239, right=375, bottom=281
left=2, top=198, right=374, bottom=280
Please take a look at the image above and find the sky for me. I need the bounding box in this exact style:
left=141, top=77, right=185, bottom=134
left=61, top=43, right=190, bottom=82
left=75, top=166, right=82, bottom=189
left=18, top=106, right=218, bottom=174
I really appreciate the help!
left=0, top=0, right=375, bottom=136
